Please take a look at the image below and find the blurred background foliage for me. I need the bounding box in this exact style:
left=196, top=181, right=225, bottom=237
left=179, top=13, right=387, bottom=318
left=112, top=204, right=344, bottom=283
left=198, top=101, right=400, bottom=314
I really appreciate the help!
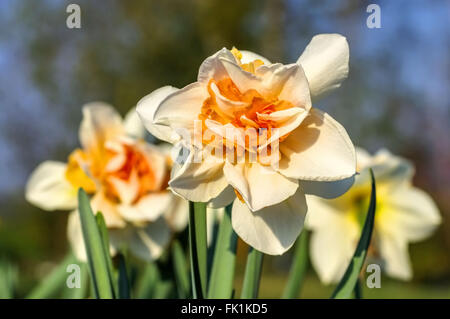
left=0, top=0, right=449, bottom=298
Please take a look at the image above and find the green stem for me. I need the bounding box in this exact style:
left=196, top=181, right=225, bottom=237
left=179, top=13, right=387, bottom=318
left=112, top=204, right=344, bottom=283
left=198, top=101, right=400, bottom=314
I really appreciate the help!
left=207, top=205, right=238, bottom=298
left=188, top=202, right=208, bottom=299
left=354, top=277, right=363, bottom=299
left=241, top=248, right=264, bottom=299
left=282, top=230, right=309, bottom=298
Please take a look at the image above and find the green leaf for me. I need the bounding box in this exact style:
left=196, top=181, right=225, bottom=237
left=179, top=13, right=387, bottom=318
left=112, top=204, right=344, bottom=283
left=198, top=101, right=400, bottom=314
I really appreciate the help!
left=135, top=262, right=160, bottom=299
left=117, top=253, right=130, bottom=299
left=95, top=212, right=118, bottom=296
left=62, top=263, right=89, bottom=299
left=172, top=239, right=190, bottom=298
left=0, top=259, right=17, bottom=299
left=282, top=230, right=309, bottom=299
left=207, top=204, right=237, bottom=298
left=188, top=202, right=208, bottom=299
left=78, top=188, right=115, bottom=299
left=241, top=247, right=264, bottom=299
left=27, top=254, right=76, bottom=299
left=331, top=169, right=377, bottom=299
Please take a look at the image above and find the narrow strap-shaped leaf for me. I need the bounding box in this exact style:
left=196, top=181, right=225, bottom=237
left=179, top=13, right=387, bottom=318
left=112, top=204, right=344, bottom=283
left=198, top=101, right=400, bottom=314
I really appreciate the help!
left=95, top=212, right=118, bottom=297
left=27, top=254, right=76, bottom=299
left=135, top=262, right=160, bottom=299
left=172, top=239, right=190, bottom=298
left=188, top=202, right=208, bottom=299
left=354, top=277, right=363, bottom=299
left=331, top=169, right=376, bottom=299
left=241, top=248, right=264, bottom=299
left=62, top=263, right=89, bottom=299
left=207, top=204, right=238, bottom=298
left=282, top=230, right=309, bottom=299
left=78, top=188, right=115, bottom=299
left=117, top=253, right=130, bottom=299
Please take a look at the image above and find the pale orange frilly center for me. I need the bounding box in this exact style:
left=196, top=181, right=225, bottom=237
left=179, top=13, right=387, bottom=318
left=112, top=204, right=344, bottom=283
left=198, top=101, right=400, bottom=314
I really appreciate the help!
left=65, top=140, right=167, bottom=204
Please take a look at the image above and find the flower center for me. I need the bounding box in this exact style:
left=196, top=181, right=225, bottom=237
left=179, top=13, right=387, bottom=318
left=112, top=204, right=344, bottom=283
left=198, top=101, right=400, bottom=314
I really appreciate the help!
left=65, top=141, right=166, bottom=204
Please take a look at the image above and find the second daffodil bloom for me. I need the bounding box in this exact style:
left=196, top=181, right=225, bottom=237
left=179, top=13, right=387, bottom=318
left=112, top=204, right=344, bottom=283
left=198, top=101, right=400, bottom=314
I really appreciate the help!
left=26, top=103, right=188, bottom=261
left=306, top=148, right=442, bottom=283
left=137, top=34, right=357, bottom=255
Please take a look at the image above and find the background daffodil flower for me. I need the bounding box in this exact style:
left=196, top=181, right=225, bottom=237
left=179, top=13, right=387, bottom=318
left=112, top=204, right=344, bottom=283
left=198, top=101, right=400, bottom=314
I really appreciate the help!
left=137, top=34, right=357, bottom=255
left=306, top=148, right=442, bottom=283
left=26, top=103, right=188, bottom=261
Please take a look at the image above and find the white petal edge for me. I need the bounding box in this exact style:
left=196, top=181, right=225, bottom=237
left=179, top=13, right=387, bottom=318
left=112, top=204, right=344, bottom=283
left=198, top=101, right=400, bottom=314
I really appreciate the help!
left=79, top=102, right=124, bottom=151
left=297, top=33, right=349, bottom=100
left=110, top=217, right=171, bottom=261
left=136, top=86, right=180, bottom=143
left=153, top=82, right=208, bottom=137
left=239, top=50, right=271, bottom=65
left=169, top=148, right=228, bottom=202
left=224, top=162, right=298, bottom=211
left=299, top=175, right=355, bottom=199
left=164, top=194, right=189, bottom=232
left=377, top=186, right=441, bottom=243
left=67, top=210, right=117, bottom=262
left=123, top=107, right=146, bottom=139
left=306, top=196, right=359, bottom=284
left=231, top=189, right=307, bottom=255
left=278, top=108, right=356, bottom=181
left=25, top=161, right=77, bottom=211
left=118, top=191, right=173, bottom=224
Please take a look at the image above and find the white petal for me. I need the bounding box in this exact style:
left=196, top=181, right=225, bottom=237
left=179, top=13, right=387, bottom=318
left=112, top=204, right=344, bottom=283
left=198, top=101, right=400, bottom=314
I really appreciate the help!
left=207, top=185, right=236, bottom=208
left=90, top=192, right=126, bottom=228
left=377, top=186, right=441, bottom=243
left=277, top=64, right=311, bottom=109
left=231, top=190, right=307, bottom=255
left=256, top=107, right=309, bottom=150
left=136, top=86, right=180, bottom=143
left=123, top=107, right=146, bottom=139
left=67, top=210, right=87, bottom=262
left=369, top=149, right=415, bottom=189
left=257, top=63, right=311, bottom=109
left=239, top=50, right=271, bottom=65
left=169, top=148, right=228, bottom=202
left=299, top=175, right=355, bottom=199
left=355, top=147, right=372, bottom=169
left=164, top=194, right=189, bottom=232
left=210, top=82, right=248, bottom=118
left=110, top=217, right=171, bottom=261
left=104, top=141, right=127, bottom=172
left=219, top=58, right=263, bottom=94
left=224, top=162, right=298, bottom=211
left=377, top=234, right=412, bottom=280
left=79, top=102, right=124, bottom=151
left=153, top=82, right=207, bottom=135
left=25, top=161, right=77, bottom=211
left=107, top=169, right=139, bottom=205
left=278, top=108, right=356, bottom=181
left=306, top=196, right=359, bottom=284
left=67, top=210, right=117, bottom=262
left=198, top=48, right=238, bottom=83
left=297, top=34, right=349, bottom=100
left=118, top=191, right=173, bottom=224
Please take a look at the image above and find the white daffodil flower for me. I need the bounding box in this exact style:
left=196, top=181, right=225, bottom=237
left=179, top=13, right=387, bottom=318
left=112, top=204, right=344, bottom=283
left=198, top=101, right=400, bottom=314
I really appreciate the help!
left=26, top=103, right=188, bottom=261
left=137, top=34, right=356, bottom=255
left=306, top=148, right=442, bottom=283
